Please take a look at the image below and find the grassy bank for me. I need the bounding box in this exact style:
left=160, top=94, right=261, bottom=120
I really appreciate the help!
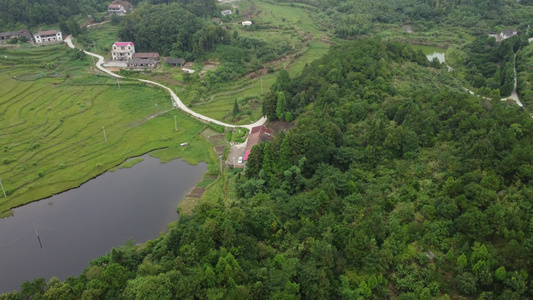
left=0, top=44, right=215, bottom=217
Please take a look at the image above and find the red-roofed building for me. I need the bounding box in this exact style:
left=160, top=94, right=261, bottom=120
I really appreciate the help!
left=244, top=126, right=272, bottom=162
left=112, top=42, right=135, bottom=60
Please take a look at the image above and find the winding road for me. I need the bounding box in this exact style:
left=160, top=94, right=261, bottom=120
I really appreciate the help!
left=65, top=35, right=267, bottom=130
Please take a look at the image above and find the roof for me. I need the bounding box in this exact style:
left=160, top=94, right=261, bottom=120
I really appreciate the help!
left=166, top=57, right=185, bottom=64
left=501, top=30, right=517, bottom=36
left=37, top=30, right=59, bottom=36
left=0, top=29, right=31, bottom=38
left=114, top=42, right=134, bottom=47
left=133, top=52, right=159, bottom=59
left=250, top=125, right=271, bottom=135
left=108, top=4, right=124, bottom=8
left=221, top=10, right=232, bottom=14
left=244, top=126, right=272, bottom=161
left=243, top=150, right=251, bottom=161
left=127, top=58, right=158, bottom=66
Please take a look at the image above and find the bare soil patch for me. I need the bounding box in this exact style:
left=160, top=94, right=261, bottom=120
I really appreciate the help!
left=187, top=187, right=206, bottom=198
left=267, top=120, right=294, bottom=135
left=215, top=145, right=226, bottom=156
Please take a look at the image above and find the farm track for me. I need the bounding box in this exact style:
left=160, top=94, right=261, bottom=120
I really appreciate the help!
left=65, top=35, right=267, bottom=130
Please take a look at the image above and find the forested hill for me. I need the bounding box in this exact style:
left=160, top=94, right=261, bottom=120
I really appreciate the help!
left=5, top=39, right=533, bottom=299
left=0, top=0, right=110, bottom=29
left=118, top=1, right=224, bottom=58
left=274, top=0, right=533, bottom=37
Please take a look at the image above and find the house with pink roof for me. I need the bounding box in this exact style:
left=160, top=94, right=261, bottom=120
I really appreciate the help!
left=111, top=42, right=135, bottom=60
left=243, top=125, right=272, bottom=162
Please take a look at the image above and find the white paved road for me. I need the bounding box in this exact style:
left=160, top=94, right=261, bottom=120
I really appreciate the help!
left=65, top=35, right=267, bottom=130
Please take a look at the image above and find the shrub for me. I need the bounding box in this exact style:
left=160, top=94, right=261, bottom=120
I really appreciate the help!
left=208, top=122, right=225, bottom=133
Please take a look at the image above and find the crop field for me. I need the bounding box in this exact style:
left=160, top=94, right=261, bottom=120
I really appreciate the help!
left=83, top=22, right=122, bottom=57
left=0, top=45, right=215, bottom=217
left=184, top=0, right=330, bottom=122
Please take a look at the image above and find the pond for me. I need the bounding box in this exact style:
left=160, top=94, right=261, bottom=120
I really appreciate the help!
left=411, top=45, right=447, bottom=64
left=0, top=154, right=207, bottom=293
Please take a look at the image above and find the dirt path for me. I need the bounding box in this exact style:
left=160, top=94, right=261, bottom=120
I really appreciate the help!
left=501, top=53, right=524, bottom=107
left=65, top=35, right=266, bottom=130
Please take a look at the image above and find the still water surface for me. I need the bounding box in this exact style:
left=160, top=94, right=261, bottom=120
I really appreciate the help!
left=0, top=154, right=206, bottom=293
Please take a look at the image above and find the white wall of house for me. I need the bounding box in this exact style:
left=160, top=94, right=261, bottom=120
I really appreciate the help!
left=108, top=4, right=126, bottom=15
left=111, top=43, right=135, bottom=60
left=34, top=32, right=62, bottom=44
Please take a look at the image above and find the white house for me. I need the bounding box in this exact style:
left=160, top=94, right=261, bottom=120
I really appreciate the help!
left=108, top=3, right=126, bottom=15
left=220, top=10, right=232, bottom=16
left=111, top=42, right=135, bottom=60
left=500, top=29, right=517, bottom=40
left=242, top=21, right=252, bottom=26
left=34, top=30, right=62, bottom=44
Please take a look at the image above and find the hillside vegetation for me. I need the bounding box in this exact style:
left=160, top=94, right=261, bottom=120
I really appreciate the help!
left=5, top=39, right=533, bottom=299
left=0, top=0, right=110, bottom=29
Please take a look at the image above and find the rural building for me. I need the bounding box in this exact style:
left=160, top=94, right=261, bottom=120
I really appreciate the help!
left=500, top=29, right=517, bottom=40
left=111, top=42, right=135, bottom=60
left=242, top=21, right=252, bottom=26
left=108, top=3, right=127, bottom=15
left=34, top=30, right=62, bottom=44
left=127, top=58, right=158, bottom=69
left=133, top=52, right=159, bottom=60
left=243, top=125, right=272, bottom=162
left=0, top=29, right=32, bottom=42
left=220, top=10, right=232, bottom=16
left=166, top=57, right=185, bottom=67
left=127, top=52, right=159, bottom=69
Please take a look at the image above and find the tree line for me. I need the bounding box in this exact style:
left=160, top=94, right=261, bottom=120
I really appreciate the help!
left=0, top=0, right=109, bottom=30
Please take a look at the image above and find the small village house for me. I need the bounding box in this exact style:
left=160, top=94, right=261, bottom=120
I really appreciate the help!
left=0, top=29, right=32, bottom=42
left=34, top=30, right=62, bottom=44
left=111, top=42, right=135, bottom=60
left=500, top=29, right=517, bottom=40
left=166, top=58, right=185, bottom=67
left=127, top=52, right=160, bottom=69
left=108, top=3, right=127, bottom=15
left=242, top=21, right=252, bottom=26
left=243, top=126, right=272, bottom=162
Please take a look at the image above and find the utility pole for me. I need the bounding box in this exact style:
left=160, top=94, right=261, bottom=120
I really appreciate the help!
left=0, top=179, right=6, bottom=197
left=102, top=126, right=107, bottom=142
left=219, top=155, right=223, bottom=175
left=174, top=115, right=177, bottom=131
left=117, top=77, right=120, bottom=89
left=528, top=24, right=530, bottom=37
left=261, top=78, right=263, bottom=95
left=91, top=41, right=96, bottom=65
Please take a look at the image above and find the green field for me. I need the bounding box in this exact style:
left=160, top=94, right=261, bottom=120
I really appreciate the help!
left=0, top=44, right=216, bottom=217
left=83, top=22, right=122, bottom=57
left=182, top=0, right=330, bottom=123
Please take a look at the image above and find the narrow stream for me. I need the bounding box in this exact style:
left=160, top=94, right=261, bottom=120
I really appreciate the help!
left=0, top=154, right=206, bottom=293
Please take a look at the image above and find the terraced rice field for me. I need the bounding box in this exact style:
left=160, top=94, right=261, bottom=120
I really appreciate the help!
left=0, top=44, right=215, bottom=217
